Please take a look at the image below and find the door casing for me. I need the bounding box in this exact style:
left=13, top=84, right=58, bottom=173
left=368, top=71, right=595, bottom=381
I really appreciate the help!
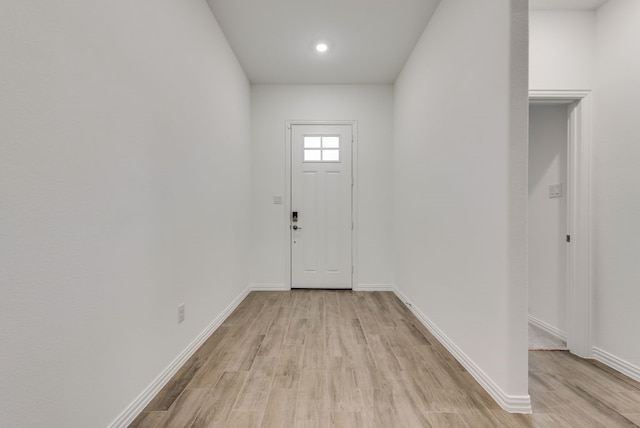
left=285, top=120, right=358, bottom=290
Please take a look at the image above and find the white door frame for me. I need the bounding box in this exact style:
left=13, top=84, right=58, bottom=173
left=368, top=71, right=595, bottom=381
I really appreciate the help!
left=529, top=90, right=593, bottom=358
left=285, top=120, right=358, bottom=290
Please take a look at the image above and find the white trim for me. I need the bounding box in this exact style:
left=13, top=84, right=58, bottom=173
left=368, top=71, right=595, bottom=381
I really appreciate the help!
left=351, top=123, right=359, bottom=290
left=529, top=90, right=593, bottom=358
left=107, top=286, right=251, bottom=428
left=529, top=89, right=591, bottom=101
left=592, top=348, right=640, bottom=383
left=528, top=315, right=567, bottom=342
left=249, top=284, right=289, bottom=291
left=284, top=122, right=293, bottom=290
left=393, top=287, right=533, bottom=414
left=285, top=120, right=358, bottom=290
left=353, top=284, right=394, bottom=291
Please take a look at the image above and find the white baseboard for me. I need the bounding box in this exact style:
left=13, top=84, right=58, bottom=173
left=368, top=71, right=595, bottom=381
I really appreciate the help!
left=528, top=315, right=567, bottom=342
left=393, top=287, right=532, bottom=414
left=353, top=284, right=394, bottom=291
left=107, top=286, right=251, bottom=428
left=249, top=284, right=394, bottom=292
left=249, top=284, right=289, bottom=291
left=593, top=347, right=640, bottom=383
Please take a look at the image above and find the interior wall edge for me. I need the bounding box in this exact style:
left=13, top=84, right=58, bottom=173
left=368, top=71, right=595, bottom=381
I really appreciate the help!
left=393, top=286, right=533, bottom=414
left=106, top=286, right=252, bottom=428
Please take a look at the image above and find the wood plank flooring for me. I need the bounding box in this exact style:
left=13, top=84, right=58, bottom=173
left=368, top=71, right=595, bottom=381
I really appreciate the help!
left=130, top=291, right=640, bottom=427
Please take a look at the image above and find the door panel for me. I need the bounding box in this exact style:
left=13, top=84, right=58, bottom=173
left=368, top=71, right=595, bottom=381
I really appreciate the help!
left=325, top=171, right=341, bottom=272
left=302, top=171, right=318, bottom=273
left=291, top=124, right=352, bottom=289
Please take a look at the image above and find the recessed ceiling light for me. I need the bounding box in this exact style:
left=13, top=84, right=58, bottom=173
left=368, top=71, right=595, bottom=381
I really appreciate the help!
left=315, top=43, right=328, bottom=53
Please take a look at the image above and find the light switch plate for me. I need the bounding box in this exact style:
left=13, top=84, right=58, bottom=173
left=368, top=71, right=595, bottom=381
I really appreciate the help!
left=273, top=196, right=283, bottom=205
left=549, top=184, right=562, bottom=198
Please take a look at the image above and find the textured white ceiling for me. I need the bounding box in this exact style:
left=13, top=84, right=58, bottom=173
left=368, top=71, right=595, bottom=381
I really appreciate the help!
left=206, top=0, right=441, bottom=84
left=530, top=0, right=609, bottom=10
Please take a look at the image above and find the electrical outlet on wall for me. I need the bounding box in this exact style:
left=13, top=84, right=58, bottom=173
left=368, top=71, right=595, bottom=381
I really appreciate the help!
left=178, top=303, right=185, bottom=324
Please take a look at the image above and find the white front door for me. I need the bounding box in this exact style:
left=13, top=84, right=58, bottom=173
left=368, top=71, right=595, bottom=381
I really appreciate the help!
left=290, top=124, right=353, bottom=289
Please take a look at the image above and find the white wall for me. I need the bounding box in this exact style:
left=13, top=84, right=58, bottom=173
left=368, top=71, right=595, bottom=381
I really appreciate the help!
left=250, top=85, right=394, bottom=289
left=394, top=0, right=529, bottom=409
left=528, top=105, right=568, bottom=334
left=0, top=1, right=250, bottom=426
left=593, top=0, right=640, bottom=370
left=529, top=10, right=595, bottom=90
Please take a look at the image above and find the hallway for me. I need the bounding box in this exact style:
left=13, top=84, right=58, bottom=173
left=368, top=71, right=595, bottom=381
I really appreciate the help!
left=130, top=291, right=640, bottom=427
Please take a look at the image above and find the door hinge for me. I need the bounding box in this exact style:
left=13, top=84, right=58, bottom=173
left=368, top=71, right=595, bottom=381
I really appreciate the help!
left=566, top=235, right=571, bottom=243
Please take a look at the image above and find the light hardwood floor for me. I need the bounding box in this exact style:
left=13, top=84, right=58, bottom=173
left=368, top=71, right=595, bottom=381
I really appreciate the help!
left=130, top=291, right=640, bottom=427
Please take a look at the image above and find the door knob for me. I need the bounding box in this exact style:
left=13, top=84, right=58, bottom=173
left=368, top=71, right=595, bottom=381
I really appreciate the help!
left=292, top=225, right=302, bottom=230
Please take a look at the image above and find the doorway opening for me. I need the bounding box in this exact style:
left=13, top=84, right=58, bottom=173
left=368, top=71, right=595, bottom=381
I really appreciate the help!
left=528, top=90, right=593, bottom=358
left=528, top=103, right=569, bottom=351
